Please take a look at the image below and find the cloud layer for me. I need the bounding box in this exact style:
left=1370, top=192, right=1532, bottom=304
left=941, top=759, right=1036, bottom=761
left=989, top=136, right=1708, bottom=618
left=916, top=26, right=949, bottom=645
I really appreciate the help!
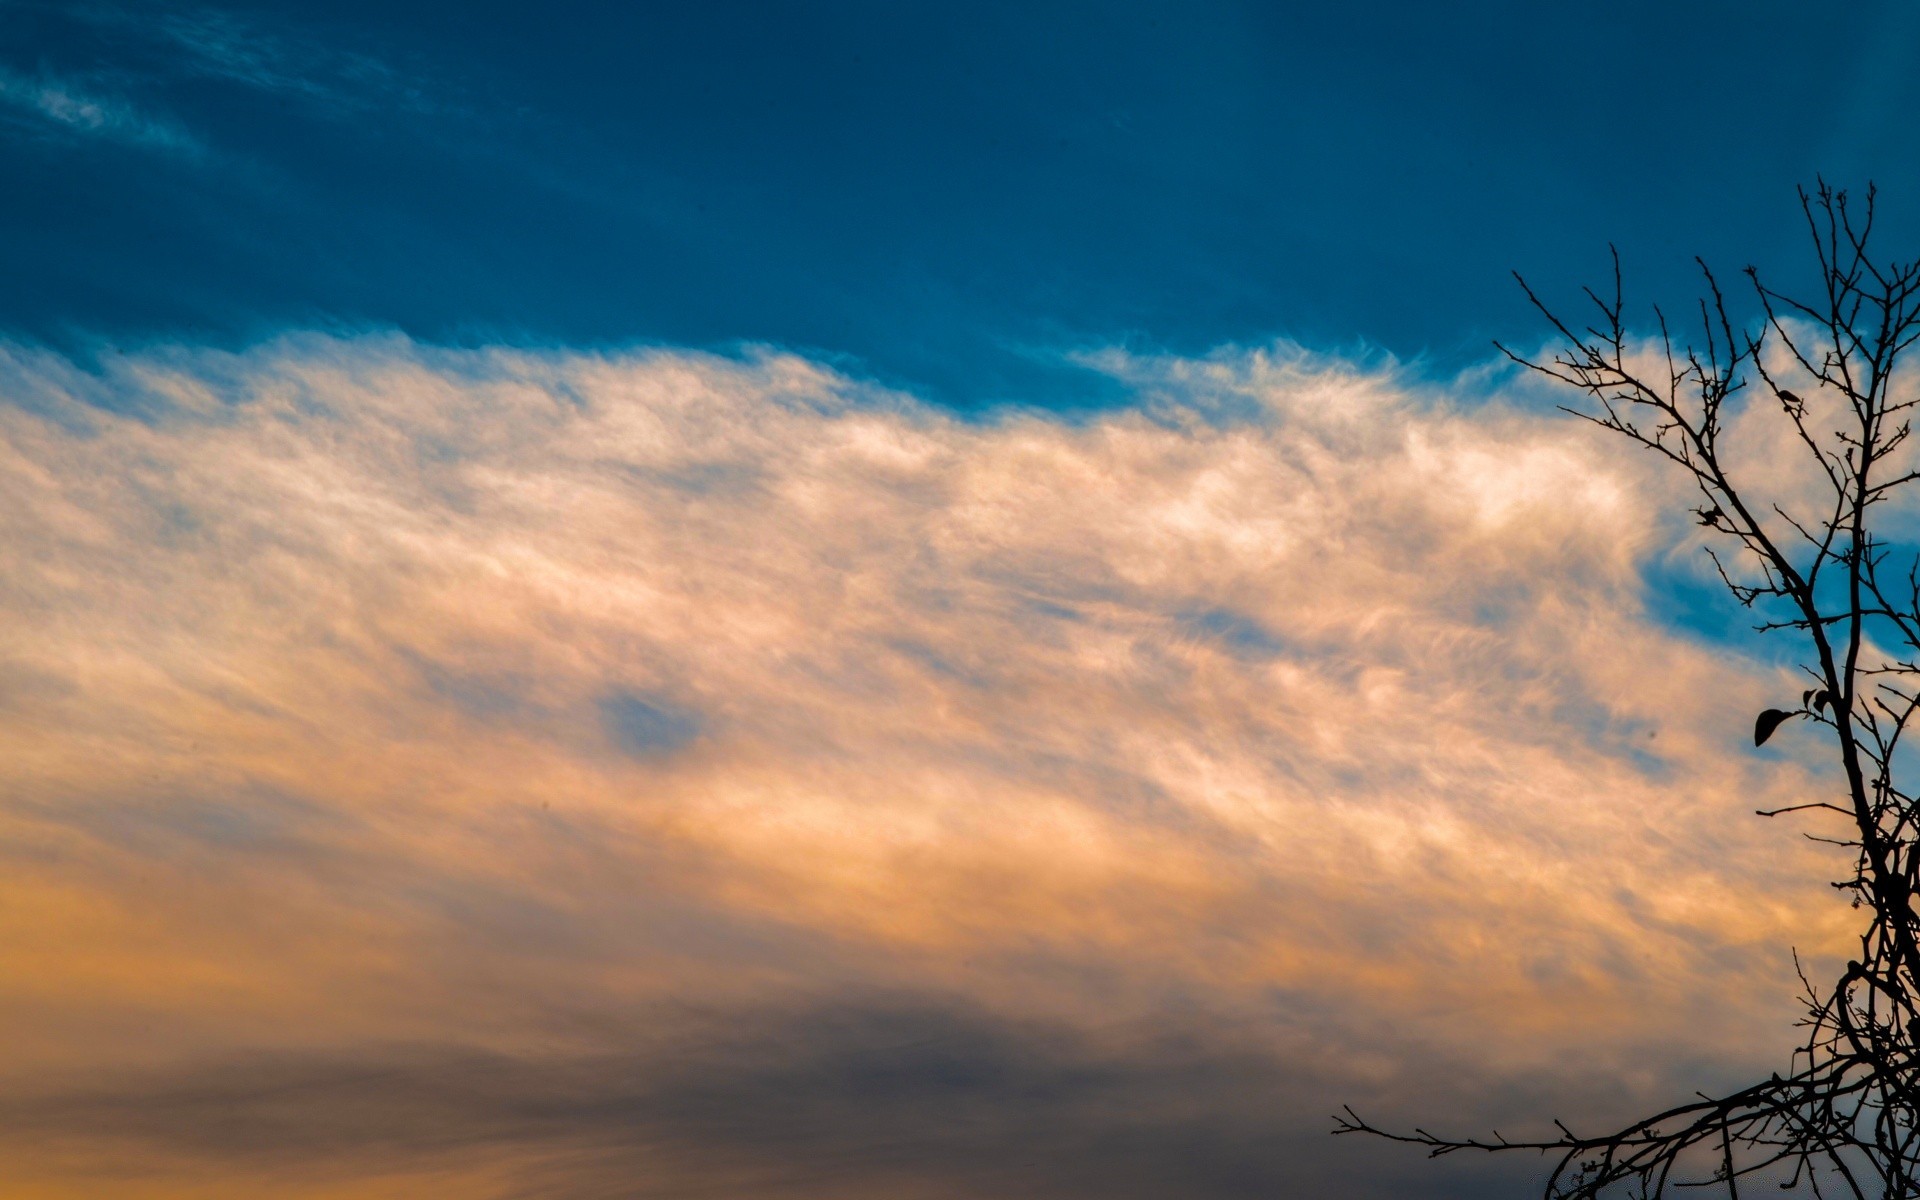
left=0, top=335, right=1856, bottom=1197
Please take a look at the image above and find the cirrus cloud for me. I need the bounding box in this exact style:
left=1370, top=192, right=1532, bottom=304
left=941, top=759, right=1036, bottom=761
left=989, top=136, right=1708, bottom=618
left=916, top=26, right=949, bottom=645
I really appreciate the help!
left=0, top=334, right=1856, bottom=1197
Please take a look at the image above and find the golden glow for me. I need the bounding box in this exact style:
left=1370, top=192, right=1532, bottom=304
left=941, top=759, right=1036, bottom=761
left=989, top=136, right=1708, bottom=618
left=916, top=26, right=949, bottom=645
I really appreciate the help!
left=0, top=336, right=1857, bottom=1193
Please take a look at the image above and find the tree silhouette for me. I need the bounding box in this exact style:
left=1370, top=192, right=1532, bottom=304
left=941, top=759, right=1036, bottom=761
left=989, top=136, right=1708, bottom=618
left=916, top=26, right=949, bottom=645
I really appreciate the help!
left=1336, top=183, right=1920, bottom=1198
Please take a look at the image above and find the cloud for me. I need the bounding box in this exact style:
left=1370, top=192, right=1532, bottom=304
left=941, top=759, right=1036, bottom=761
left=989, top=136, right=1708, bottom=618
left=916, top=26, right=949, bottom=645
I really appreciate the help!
left=0, top=994, right=1556, bottom=1200
left=128, top=5, right=450, bottom=118
left=0, top=67, right=200, bottom=154
left=0, top=4, right=460, bottom=164
left=0, top=334, right=1859, bottom=1196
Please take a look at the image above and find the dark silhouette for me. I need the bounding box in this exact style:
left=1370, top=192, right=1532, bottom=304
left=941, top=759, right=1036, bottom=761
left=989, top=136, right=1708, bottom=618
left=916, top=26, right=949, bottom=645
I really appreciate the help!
left=1337, top=183, right=1920, bottom=1197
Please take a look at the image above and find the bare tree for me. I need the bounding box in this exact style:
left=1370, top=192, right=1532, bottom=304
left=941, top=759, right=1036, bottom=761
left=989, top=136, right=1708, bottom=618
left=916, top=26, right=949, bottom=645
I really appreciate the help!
left=1335, top=183, right=1920, bottom=1198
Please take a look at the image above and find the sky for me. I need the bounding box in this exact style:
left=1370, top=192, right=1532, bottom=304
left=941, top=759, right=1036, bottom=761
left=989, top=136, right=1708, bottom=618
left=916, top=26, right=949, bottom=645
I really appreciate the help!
left=2, top=3, right=1918, bottom=1198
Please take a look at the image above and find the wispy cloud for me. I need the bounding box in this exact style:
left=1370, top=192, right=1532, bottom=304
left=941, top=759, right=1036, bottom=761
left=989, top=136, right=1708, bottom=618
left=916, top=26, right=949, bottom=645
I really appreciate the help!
left=59, top=2, right=453, bottom=118
left=0, top=3, right=457, bottom=163
left=137, top=6, right=447, bottom=117
left=0, top=335, right=1852, bottom=1196
left=0, top=67, right=200, bottom=153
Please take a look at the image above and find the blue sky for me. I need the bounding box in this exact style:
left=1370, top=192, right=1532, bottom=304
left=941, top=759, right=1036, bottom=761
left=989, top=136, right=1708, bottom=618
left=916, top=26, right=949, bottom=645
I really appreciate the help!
left=2, top=5, right=1913, bottom=1199
left=7, top=1, right=1920, bottom=405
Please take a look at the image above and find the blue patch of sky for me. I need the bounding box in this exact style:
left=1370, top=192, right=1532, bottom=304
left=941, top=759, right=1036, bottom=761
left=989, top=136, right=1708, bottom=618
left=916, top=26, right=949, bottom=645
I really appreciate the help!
left=1641, top=532, right=1920, bottom=684
left=599, top=689, right=705, bottom=759
left=409, top=657, right=711, bottom=757
left=882, top=637, right=981, bottom=689
left=1636, top=551, right=1792, bottom=664
left=1181, top=606, right=1287, bottom=659
left=5, top=1, right=1920, bottom=411
left=409, top=652, right=537, bottom=721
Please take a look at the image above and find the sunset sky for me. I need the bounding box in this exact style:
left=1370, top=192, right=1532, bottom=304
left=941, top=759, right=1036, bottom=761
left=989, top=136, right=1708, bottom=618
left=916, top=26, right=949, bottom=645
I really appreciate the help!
left=4, top=4, right=1919, bottom=1198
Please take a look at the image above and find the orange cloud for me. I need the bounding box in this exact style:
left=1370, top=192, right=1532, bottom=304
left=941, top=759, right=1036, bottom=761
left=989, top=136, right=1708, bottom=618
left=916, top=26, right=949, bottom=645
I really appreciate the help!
left=0, top=335, right=1858, bottom=1196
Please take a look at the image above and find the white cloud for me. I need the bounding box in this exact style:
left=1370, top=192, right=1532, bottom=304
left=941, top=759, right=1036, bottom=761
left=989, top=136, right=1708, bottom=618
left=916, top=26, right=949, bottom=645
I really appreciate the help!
left=0, top=67, right=200, bottom=154
left=0, top=333, right=1860, bottom=1193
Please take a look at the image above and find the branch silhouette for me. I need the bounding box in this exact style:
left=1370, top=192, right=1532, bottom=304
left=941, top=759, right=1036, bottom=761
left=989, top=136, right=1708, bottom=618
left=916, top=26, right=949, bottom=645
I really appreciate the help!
left=1338, top=182, right=1920, bottom=1199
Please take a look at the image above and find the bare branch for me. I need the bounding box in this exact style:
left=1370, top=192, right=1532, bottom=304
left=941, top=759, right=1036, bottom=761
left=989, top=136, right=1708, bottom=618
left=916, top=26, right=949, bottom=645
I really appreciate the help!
left=1342, top=182, right=1920, bottom=1198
